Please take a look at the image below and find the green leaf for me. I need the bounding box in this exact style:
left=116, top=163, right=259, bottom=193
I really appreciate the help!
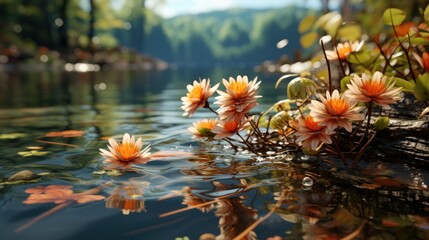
left=383, top=8, right=406, bottom=26
left=374, top=116, right=389, bottom=130
left=414, top=73, right=429, bottom=101
left=338, top=23, right=362, bottom=41
left=424, top=4, right=429, bottom=23
left=392, top=77, right=415, bottom=92
left=0, top=133, right=27, bottom=139
left=300, top=32, right=319, bottom=48
left=409, top=37, right=429, bottom=45
left=17, top=150, right=50, bottom=157
left=275, top=74, right=298, bottom=89
left=314, top=12, right=341, bottom=32
left=347, top=51, right=372, bottom=64
left=340, top=76, right=352, bottom=92
left=273, top=99, right=296, bottom=112
left=299, top=15, right=316, bottom=33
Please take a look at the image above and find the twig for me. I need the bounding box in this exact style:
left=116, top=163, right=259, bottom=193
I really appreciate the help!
left=16, top=202, right=71, bottom=232
left=159, top=200, right=218, bottom=218
left=232, top=190, right=286, bottom=240
left=36, top=140, right=79, bottom=148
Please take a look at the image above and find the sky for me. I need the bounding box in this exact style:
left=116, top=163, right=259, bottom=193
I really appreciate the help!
left=146, top=0, right=340, bottom=18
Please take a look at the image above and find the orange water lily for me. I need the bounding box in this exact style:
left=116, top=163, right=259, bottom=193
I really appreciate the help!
left=181, top=78, right=219, bottom=117
left=212, top=119, right=250, bottom=139
left=99, top=133, right=151, bottom=169
left=188, top=118, right=218, bottom=139
left=215, top=75, right=261, bottom=121
left=325, top=41, right=363, bottom=61
left=309, top=90, right=364, bottom=132
left=295, top=116, right=334, bottom=150
left=345, top=71, right=402, bottom=107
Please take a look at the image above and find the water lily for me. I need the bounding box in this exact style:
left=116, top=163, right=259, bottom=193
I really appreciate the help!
left=295, top=116, right=334, bottom=151
left=325, top=41, right=363, bottom=61
left=212, top=119, right=250, bottom=139
left=309, top=90, right=364, bottom=132
left=188, top=118, right=218, bottom=139
left=181, top=78, right=219, bottom=117
left=215, top=75, right=261, bottom=121
left=345, top=71, right=402, bottom=107
left=99, top=133, right=151, bottom=169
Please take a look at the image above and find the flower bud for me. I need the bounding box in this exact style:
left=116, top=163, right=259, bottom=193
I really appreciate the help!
left=287, top=77, right=317, bottom=100
left=271, top=111, right=292, bottom=130
left=374, top=116, right=389, bottom=130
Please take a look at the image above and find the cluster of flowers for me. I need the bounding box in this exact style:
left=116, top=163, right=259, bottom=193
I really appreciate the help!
left=181, top=67, right=402, bottom=164
left=182, top=76, right=261, bottom=140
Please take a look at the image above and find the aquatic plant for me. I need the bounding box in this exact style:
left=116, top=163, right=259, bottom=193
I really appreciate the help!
left=180, top=5, right=429, bottom=168
left=99, top=133, right=152, bottom=169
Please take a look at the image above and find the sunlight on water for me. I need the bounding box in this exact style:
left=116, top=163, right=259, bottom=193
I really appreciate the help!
left=0, top=69, right=428, bottom=240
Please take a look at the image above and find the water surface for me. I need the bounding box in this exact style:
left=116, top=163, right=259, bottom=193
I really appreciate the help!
left=0, top=67, right=428, bottom=240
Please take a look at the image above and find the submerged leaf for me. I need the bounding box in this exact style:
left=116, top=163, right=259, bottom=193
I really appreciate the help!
left=0, top=133, right=27, bottom=139
left=18, top=150, right=50, bottom=157
left=45, top=130, right=85, bottom=138
left=23, top=185, right=105, bottom=205
left=7, top=170, right=37, bottom=181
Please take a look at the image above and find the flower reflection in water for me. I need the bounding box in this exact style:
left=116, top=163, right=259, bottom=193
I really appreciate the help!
left=165, top=154, right=429, bottom=239
left=106, top=181, right=148, bottom=215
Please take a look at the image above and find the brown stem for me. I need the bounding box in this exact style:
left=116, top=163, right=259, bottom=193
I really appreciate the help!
left=204, top=101, right=218, bottom=115
left=353, top=131, right=377, bottom=167
left=320, top=39, right=333, bottom=93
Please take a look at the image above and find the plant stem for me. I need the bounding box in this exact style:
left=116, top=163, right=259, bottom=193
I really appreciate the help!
left=320, top=39, right=333, bottom=94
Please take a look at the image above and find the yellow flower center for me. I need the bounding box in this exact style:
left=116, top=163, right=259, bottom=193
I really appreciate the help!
left=325, top=98, right=348, bottom=116
left=228, top=81, right=247, bottom=95
left=189, top=86, right=203, bottom=100
left=304, top=116, right=323, bottom=131
left=338, top=45, right=352, bottom=60
left=197, top=120, right=216, bottom=130
left=224, top=121, right=239, bottom=132
left=362, top=80, right=386, bottom=97
left=117, top=143, right=138, bottom=161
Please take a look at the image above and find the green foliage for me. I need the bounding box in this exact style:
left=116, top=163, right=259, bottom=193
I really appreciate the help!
left=162, top=6, right=311, bottom=63
left=414, top=73, right=429, bottom=101
left=374, top=116, right=390, bottom=131
left=393, top=77, right=415, bottom=92
left=382, top=8, right=406, bottom=26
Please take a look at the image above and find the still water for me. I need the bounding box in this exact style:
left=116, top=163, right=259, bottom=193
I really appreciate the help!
left=0, top=67, right=428, bottom=240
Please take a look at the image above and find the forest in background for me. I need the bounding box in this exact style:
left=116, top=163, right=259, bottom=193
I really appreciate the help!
left=0, top=0, right=423, bottom=66
left=0, top=0, right=318, bottom=66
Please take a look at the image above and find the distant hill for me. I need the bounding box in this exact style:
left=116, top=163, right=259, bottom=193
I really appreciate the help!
left=141, top=6, right=319, bottom=66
